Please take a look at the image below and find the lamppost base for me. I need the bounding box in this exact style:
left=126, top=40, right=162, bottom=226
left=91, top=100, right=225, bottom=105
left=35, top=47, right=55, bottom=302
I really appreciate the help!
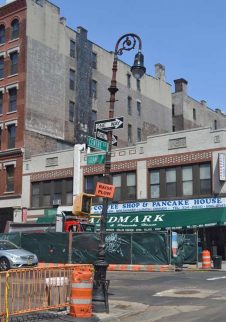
left=93, top=260, right=109, bottom=313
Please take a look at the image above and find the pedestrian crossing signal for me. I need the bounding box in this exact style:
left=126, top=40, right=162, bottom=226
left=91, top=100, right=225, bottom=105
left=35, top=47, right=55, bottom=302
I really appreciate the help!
left=72, top=193, right=94, bottom=215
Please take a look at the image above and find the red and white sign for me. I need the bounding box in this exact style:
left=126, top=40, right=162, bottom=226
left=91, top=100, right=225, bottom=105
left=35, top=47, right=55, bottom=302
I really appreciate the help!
left=95, top=182, right=115, bottom=199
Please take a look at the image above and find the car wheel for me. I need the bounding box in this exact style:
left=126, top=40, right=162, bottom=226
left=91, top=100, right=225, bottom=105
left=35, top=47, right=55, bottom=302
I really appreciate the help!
left=0, top=257, right=10, bottom=271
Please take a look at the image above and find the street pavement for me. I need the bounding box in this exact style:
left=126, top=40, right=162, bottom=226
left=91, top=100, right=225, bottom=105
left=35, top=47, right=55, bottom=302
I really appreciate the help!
left=8, top=261, right=226, bottom=322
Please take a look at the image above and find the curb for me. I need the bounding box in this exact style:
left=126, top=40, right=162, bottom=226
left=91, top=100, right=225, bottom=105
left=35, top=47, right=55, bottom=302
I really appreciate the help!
left=108, top=264, right=175, bottom=272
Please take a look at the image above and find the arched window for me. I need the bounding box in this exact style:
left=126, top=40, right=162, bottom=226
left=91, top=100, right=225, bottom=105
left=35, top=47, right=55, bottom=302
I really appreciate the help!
left=0, top=25, right=5, bottom=44
left=11, top=19, right=19, bottom=40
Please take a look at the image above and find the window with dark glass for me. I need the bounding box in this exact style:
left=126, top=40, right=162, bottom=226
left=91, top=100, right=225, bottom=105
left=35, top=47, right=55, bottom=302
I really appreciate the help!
left=150, top=170, right=160, bottom=199
left=182, top=166, right=193, bottom=196
left=10, top=52, right=18, bottom=75
left=0, top=25, right=5, bottom=44
left=193, top=108, right=196, bottom=120
left=91, top=80, right=97, bottom=99
left=128, top=124, right=132, bottom=144
left=127, top=74, right=131, bottom=88
left=43, top=181, right=51, bottom=206
left=0, top=57, right=4, bottom=78
left=136, top=79, right=140, bottom=91
left=8, top=124, right=16, bottom=149
left=172, top=104, right=175, bottom=116
left=137, top=128, right=141, bottom=142
left=0, top=128, right=2, bottom=150
left=6, top=165, right=14, bottom=192
left=70, top=40, right=75, bottom=58
left=200, top=164, right=211, bottom=195
left=32, top=183, right=40, bottom=208
left=9, top=88, right=17, bottom=112
left=69, top=101, right=75, bottom=122
left=65, top=179, right=73, bottom=205
left=172, top=125, right=175, bottom=132
left=91, top=110, right=97, bottom=132
left=69, top=69, right=75, bottom=90
left=137, top=101, right=141, bottom=116
left=11, top=19, right=19, bottom=39
left=149, top=163, right=211, bottom=199
left=214, top=120, right=217, bottom=130
left=0, top=92, right=3, bottom=114
left=127, top=96, right=132, bottom=115
left=112, top=172, right=136, bottom=202
left=92, top=52, right=97, bottom=69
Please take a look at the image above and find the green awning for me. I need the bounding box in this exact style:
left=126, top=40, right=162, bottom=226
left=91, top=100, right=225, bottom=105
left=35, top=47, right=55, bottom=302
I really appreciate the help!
left=90, top=207, right=226, bottom=231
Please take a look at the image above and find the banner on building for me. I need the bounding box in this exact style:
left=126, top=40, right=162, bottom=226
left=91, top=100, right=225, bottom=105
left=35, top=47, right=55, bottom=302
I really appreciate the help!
left=218, top=153, right=226, bottom=181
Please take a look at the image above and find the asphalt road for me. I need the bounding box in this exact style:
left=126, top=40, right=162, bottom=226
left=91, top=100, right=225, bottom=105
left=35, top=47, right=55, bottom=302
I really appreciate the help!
left=103, top=270, right=226, bottom=321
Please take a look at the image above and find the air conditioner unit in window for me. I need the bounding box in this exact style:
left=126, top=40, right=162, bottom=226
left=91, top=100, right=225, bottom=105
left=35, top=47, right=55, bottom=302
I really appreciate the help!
left=53, top=199, right=61, bottom=206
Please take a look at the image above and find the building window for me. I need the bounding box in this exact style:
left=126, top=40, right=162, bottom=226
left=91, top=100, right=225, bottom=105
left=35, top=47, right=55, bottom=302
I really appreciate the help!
left=11, top=19, right=19, bottom=40
left=127, top=74, right=131, bottom=88
left=31, top=179, right=73, bottom=208
left=6, top=165, right=14, bottom=192
left=182, top=166, right=193, bottom=196
left=172, top=125, right=175, bottom=132
left=200, top=164, right=211, bottom=195
left=91, top=80, right=97, bottom=99
left=0, top=57, right=4, bottom=79
left=214, top=120, right=217, bottom=130
left=69, top=101, right=75, bottom=122
left=136, top=79, right=141, bottom=91
left=150, top=170, right=160, bottom=199
left=91, top=110, right=97, bottom=132
left=10, top=52, right=18, bottom=75
left=127, top=96, right=132, bottom=115
left=0, top=128, right=1, bottom=150
left=32, top=183, right=40, bottom=208
left=8, top=124, right=16, bottom=149
left=8, top=88, right=17, bottom=112
left=69, top=69, right=75, bottom=90
left=137, top=128, right=141, bottom=142
left=0, top=25, right=5, bottom=44
left=92, top=52, right=97, bottom=69
left=137, top=101, right=141, bottom=116
left=166, top=168, right=176, bottom=197
left=112, top=172, right=136, bottom=201
left=193, top=108, right=196, bottom=120
left=0, top=92, right=3, bottom=114
left=149, top=163, right=211, bottom=199
left=70, top=40, right=75, bottom=58
left=128, top=124, right=132, bottom=144
left=172, top=104, right=175, bottom=116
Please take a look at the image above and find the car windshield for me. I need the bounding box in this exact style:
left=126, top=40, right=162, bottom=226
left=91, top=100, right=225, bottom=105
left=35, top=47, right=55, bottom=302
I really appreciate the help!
left=81, top=223, right=95, bottom=232
left=0, top=241, right=20, bottom=250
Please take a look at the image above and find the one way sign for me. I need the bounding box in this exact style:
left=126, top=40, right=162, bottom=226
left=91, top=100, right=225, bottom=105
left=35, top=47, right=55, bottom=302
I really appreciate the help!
left=94, top=117, right=124, bottom=131
left=96, top=129, right=118, bottom=146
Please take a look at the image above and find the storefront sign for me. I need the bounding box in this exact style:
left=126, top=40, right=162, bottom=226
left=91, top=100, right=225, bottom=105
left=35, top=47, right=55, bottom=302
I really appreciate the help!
left=218, top=153, right=226, bottom=181
left=92, top=197, right=226, bottom=214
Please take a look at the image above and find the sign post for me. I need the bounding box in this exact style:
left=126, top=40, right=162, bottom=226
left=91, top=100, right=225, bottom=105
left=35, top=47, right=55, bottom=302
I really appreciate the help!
left=94, top=116, right=124, bottom=132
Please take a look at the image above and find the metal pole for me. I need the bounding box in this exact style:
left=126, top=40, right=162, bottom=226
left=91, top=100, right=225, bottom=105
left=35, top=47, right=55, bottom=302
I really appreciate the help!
left=93, top=33, right=145, bottom=312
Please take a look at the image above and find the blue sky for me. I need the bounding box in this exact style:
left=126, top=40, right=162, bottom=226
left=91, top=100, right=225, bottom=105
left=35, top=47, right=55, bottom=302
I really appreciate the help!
left=3, top=0, right=226, bottom=111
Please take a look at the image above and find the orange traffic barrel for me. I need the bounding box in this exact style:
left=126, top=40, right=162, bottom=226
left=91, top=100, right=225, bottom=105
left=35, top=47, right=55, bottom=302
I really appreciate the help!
left=70, top=267, right=93, bottom=318
left=202, top=250, right=211, bottom=269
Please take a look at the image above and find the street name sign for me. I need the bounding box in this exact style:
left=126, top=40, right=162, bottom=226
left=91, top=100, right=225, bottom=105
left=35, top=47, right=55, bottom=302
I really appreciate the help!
left=87, top=154, right=105, bottom=165
left=87, top=136, right=108, bottom=152
left=94, top=117, right=124, bottom=131
left=96, top=129, right=118, bottom=146
left=95, top=182, right=115, bottom=199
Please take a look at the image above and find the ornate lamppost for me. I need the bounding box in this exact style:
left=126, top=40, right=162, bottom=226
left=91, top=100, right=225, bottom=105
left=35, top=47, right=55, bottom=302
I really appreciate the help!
left=93, top=33, right=146, bottom=311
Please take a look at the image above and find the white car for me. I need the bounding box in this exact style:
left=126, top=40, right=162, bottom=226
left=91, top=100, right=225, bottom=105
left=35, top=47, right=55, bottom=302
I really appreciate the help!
left=0, top=240, right=38, bottom=271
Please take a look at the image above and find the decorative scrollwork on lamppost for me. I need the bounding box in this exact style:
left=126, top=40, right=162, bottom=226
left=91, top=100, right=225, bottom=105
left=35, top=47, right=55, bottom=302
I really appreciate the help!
left=93, top=33, right=146, bottom=312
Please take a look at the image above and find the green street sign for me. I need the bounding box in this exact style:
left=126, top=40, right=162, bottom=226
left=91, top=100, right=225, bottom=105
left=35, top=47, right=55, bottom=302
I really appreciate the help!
left=87, top=136, right=108, bottom=152
left=87, top=154, right=106, bottom=165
